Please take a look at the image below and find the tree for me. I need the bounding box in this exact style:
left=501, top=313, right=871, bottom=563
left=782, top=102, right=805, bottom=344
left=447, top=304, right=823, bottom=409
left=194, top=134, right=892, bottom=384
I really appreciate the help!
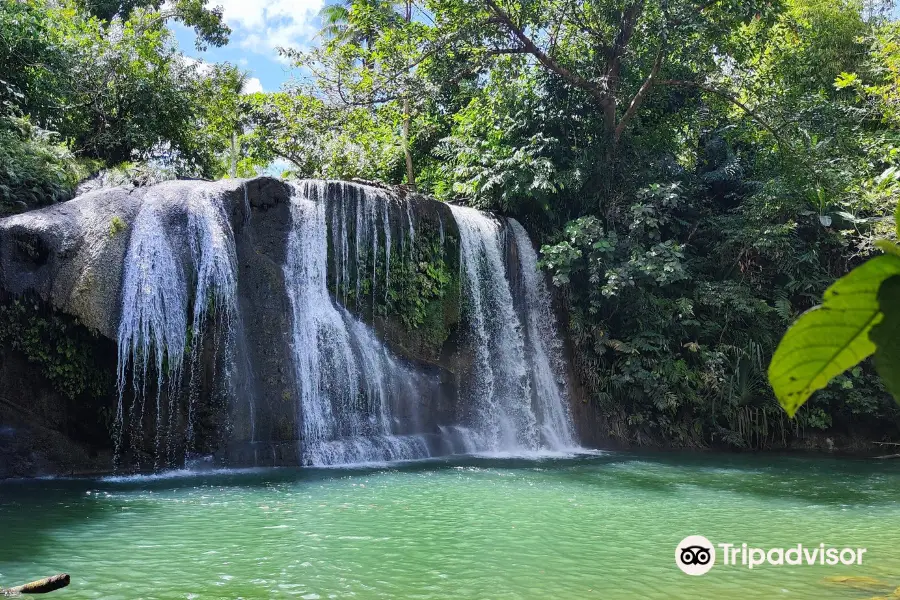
left=423, top=0, right=781, bottom=153
left=76, top=0, right=230, bottom=49
left=309, top=0, right=419, bottom=186
left=1, top=0, right=246, bottom=202
left=189, top=63, right=268, bottom=178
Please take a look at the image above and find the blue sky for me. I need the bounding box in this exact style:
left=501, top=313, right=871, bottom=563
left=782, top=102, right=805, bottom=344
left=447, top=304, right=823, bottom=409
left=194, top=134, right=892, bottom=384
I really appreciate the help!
left=171, top=0, right=328, bottom=93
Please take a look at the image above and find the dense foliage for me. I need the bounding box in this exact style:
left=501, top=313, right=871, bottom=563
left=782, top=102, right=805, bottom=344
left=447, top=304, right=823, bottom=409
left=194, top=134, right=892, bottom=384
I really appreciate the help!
left=3, top=0, right=899, bottom=448
left=769, top=205, right=900, bottom=415
left=0, top=0, right=250, bottom=214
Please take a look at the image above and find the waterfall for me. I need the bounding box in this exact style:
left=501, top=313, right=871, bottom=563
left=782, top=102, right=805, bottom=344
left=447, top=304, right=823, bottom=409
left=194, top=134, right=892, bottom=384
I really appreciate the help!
left=327, top=183, right=395, bottom=312
left=382, top=198, right=392, bottom=300
left=405, top=198, right=416, bottom=254
left=449, top=204, right=539, bottom=451
left=508, top=219, right=577, bottom=449
left=184, top=191, right=240, bottom=452
left=284, top=182, right=435, bottom=465
left=449, top=206, right=577, bottom=453
left=116, top=185, right=240, bottom=468
left=110, top=178, right=579, bottom=471
left=115, top=192, right=187, bottom=467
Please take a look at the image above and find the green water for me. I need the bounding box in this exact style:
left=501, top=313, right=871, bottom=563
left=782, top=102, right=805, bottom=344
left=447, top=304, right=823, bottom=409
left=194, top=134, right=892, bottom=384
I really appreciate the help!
left=1, top=453, right=899, bottom=599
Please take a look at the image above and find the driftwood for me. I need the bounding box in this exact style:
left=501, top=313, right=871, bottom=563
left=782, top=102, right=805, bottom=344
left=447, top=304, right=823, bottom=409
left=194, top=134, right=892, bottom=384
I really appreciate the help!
left=1, top=574, right=70, bottom=595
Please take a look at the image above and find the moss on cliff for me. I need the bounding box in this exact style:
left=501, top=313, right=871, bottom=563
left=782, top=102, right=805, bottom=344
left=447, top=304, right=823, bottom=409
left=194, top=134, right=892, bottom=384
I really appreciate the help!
left=0, top=294, right=118, bottom=471
left=325, top=195, right=461, bottom=361
left=382, top=228, right=460, bottom=350
left=0, top=295, right=114, bottom=401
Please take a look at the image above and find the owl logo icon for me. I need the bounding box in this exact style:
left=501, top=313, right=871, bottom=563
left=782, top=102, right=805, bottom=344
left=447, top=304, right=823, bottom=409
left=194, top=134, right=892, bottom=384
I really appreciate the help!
left=676, top=536, right=716, bottom=575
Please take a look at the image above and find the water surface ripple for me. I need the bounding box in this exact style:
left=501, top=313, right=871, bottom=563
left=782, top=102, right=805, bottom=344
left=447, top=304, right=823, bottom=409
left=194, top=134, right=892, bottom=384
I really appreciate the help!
left=1, top=453, right=898, bottom=599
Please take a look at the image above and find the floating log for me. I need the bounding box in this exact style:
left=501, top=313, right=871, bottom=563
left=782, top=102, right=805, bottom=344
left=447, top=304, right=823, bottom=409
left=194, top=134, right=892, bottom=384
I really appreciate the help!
left=1, top=574, right=70, bottom=595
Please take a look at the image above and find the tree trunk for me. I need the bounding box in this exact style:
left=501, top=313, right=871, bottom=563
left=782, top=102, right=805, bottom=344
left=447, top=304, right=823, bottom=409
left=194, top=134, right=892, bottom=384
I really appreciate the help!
left=1, top=574, right=70, bottom=594
left=402, top=0, right=416, bottom=190
left=402, top=97, right=415, bottom=189
left=230, top=132, right=238, bottom=178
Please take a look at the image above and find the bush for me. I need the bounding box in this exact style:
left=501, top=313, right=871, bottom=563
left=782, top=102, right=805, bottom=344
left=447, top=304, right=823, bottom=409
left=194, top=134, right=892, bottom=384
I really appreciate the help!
left=0, top=117, right=96, bottom=214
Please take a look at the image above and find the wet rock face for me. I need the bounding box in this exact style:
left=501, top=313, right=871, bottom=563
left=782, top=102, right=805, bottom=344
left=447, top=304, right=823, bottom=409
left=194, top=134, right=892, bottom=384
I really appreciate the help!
left=0, top=186, right=142, bottom=338
left=232, top=179, right=296, bottom=446
left=0, top=177, right=469, bottom=473
left=0, top=177, right=293, bottom=340
left=0, top=176, right=580, bottom=474
left=0, top=178, right=300, bottom=474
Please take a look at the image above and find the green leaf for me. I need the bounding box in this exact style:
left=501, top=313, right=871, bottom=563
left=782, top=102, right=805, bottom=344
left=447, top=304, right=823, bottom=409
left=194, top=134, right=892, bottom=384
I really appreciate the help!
left=834, top=71, right=859, bottom=89
left=870, top=275, right=900, bottom=403
left=768, top=255, right=900, bottom=417
left=875, top=240, right=900, bottom=257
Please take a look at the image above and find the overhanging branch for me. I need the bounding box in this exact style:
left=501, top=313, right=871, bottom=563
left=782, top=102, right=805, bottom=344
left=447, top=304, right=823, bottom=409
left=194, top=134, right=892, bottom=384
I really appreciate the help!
left=614, top=50, right=664, bottom=143
left=482, top=0, right=612, bottom=107
left=658, top=79, right=786, bottom=146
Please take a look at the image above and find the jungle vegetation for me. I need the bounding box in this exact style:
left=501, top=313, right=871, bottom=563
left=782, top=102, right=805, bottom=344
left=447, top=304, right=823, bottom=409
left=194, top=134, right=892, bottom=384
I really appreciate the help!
left=2, top=0, right=899, bottom=449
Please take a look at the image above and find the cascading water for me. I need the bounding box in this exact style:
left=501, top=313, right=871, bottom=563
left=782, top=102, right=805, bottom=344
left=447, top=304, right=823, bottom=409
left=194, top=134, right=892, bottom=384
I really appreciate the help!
left=405, top=198, right=416, bottom=252
left=116, top=191, right=187, bottom=467
left=284, top=182, right=436, bottom=465
left=184, top=191, right=240, bottom=451
left=111, top=177, right=578, bottom=471
left=328, top=183, right=396, bottom=312
left=508, top=219, right=577, bottom=449
left=115, top=184, right=240, bottom=468
left=449, top=205, right=540, bottom=451
left=449, top=206, right=578, bottom=453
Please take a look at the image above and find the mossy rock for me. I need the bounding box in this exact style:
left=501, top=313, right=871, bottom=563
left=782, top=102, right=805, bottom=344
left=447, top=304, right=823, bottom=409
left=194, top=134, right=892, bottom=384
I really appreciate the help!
left=324, top=188, right=462, bottom=363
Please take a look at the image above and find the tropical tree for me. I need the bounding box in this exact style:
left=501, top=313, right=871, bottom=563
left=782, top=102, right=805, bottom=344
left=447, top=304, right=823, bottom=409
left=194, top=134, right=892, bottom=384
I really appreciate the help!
left=0, top=0, right=247, bottom=210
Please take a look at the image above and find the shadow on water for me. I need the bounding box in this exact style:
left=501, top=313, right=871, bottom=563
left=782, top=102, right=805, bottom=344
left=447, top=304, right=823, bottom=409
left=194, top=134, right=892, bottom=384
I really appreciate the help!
left=0, top=479, right=145, bottom=569
left=0, top=462, right=454, bottom=564
left=553, top=450, right=900, bottom=507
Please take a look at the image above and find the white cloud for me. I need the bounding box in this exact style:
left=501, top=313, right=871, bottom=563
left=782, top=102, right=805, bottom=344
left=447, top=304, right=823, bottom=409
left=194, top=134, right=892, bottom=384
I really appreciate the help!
left=182, top=56, right=215, bottom=75
left=215, top=0, right=324, bottom=59
left=242, top=77, right=264, bottom=94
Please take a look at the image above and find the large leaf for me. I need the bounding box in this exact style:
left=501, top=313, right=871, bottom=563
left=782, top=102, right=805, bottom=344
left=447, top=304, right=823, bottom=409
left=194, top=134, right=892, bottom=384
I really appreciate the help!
left=876, top=240, right=900, bottom=257
left=870, top=275, right=900, bottom=402
left=769, top=255, right=900, bottom=416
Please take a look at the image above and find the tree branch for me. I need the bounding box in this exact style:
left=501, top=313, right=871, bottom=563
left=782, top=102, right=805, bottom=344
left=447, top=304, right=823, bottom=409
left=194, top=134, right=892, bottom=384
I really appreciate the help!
left=277, top=151, right=309, bottom=172
left=1, top=574, right=70, bottom=595
left=482, top=0, right=611, bottom=106
left=658, top=79, right=786, bottom=145
left=614, top=49, right=664, bottom=143
left=486, top=47, right=531, bottom=56
left=605, top=0, right=645, bottom=86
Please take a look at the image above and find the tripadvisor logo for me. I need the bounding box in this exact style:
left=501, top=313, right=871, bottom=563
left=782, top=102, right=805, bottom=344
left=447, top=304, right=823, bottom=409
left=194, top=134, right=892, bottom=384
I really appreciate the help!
left=675, top=536, right=867, bottom=575
left=676, top=535, right=716, bottom=575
